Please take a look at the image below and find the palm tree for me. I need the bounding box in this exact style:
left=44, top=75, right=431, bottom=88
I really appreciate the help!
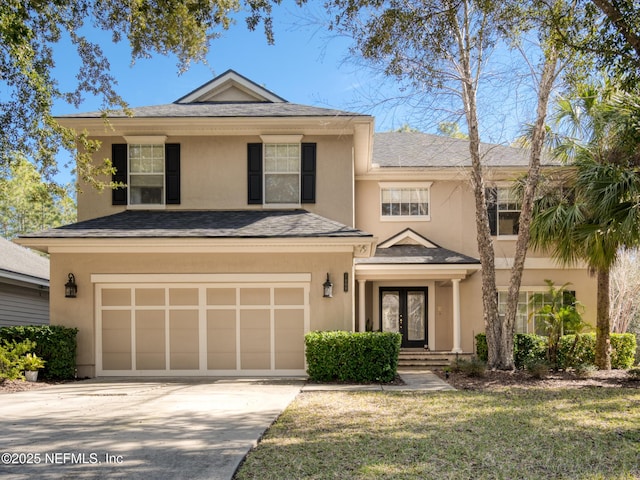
left=530, top=85, right=640, bottom=370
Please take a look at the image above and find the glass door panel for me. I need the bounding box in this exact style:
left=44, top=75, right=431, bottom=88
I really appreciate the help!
left=380, top=288, right=427, bottom=348
left=381, top=291, right=400, bottom=333
left=407, top=291, right=426, bottom=342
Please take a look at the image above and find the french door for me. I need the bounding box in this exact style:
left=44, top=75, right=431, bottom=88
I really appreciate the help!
left=379, top=288, right=427, bottom=348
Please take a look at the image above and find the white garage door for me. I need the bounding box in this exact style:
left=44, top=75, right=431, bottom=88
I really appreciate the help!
left=94, top=274, right=310, bottom=376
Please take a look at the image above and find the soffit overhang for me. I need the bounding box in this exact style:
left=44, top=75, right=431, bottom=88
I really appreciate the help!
left=356, top=165, right=570, bottom=182
left=16, top=236, right=378, bottom=257
left=355, top=263, right=480, bottom=281
left=57, top=116, right=374, bottom=137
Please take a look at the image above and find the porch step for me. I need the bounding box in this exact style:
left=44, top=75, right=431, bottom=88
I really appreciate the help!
left=398, top=350, right=473, bottom=368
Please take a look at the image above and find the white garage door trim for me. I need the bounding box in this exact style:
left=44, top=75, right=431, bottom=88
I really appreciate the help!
left=95, top=273, right=310, bottom=377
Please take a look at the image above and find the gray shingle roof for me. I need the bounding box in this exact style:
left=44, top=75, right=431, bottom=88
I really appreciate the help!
left=59, top=102, right=366, bottom=119
left=373, top=132, right=557, bottom=168
left=356, top=244, right=479, bottom=265
left=19, top=210, right=372, bottom=239
left=0, top=237, right=49, bottom=281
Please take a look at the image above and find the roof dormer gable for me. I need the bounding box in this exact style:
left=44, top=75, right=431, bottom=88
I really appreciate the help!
left=175, top=69, right=286, bottom=104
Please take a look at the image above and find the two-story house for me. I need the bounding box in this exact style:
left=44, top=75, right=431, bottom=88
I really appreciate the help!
left=18, top=70, right=596, bottom=377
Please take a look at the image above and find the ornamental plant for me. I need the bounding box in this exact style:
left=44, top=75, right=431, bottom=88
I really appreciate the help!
left=529, top=280, right=589, bottom=370
left=21, top=353, right=46, bottom=371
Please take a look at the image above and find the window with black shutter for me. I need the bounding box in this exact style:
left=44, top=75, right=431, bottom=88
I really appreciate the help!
left=486, top=186, right=520, bottom=236
left=111, top=144, right=128, bottom=206
left=111, top=143, right=180, bottom=206
left=247, top=142, right=316, bottom=205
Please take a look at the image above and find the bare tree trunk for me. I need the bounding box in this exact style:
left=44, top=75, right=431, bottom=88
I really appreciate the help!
left=503, top=49, right=560, bottom=370
left=450, top=0, right=502, bottom=369
left=596, top=268, right=612, bottom=370
left=609, top=247, right=640, bottom=333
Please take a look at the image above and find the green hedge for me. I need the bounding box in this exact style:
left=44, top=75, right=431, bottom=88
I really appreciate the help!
left=0, top=325, right=78, bottom=379
left=305, top=331, right=401, bottom=383
left=558, top=334, right=595, bottom=368
left=476, top=332, right=636, bottom=370
left=611, top=333, right=637, bottom=369
left=515, top=334, right=547, bottom=369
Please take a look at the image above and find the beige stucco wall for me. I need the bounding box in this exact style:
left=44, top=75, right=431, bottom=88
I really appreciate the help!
left=78, top=135, right=355, bottom=227
left=355, top=175, right=598, bottom=353
left=356, top=177, right=556, bottom=259
left=356, top=179, right=475, bottom=255
left=50, top=250, right=354, bottom=377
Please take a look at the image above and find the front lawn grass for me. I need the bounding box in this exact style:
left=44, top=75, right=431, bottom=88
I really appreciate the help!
left=234, top=389, right=640, bottom=479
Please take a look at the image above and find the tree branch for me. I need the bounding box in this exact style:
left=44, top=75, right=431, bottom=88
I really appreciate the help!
left=590, top=0, right=640, bottom=60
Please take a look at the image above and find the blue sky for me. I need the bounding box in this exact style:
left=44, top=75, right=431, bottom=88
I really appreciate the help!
left=52, top=5, right=403, bottom=128
left=50, top=3, right=540, bottom=183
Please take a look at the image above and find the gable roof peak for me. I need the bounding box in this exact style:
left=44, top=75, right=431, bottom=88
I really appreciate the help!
left=175, top=69, right=287, bottom=104
left=378, top=228, right=440, bottom=249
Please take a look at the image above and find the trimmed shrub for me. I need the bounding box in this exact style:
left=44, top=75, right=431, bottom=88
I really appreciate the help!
left=0, top=325, right=78, bottom=379
left=465, top=332, right=635, bottom=370
left=515, top=334, right=547, bottom=369
left=611, top=333, right=637, bottom=369
left=558, top=334, right=596, bottom=369
left=305, top=331, right=401, bottom=383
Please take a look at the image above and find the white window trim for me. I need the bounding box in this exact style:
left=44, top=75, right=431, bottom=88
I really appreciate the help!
left=379, top=182, right=432, bottom=222
left=493, top=183, right=521, bottom=239
left=127, top=142, right=166, bottom=208
left=497, top=286, right=565, bottom=334
left=262, top=140, right=302, bottom=208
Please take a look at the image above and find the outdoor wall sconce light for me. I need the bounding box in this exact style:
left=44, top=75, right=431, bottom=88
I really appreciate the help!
left=65, top=273, right=78, bottom=298
left=344, top=272, right=349, bottom=292
left=323, top=273, right=333, bottom=298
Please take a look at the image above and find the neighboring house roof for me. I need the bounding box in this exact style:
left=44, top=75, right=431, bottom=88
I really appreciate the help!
left=0, top=237, right=49, bottom=286
left=356, top=229, right=479, bottom=265
left=373, top=131, right=558, bottom=168
left=19, top=210, right=373, bottom=239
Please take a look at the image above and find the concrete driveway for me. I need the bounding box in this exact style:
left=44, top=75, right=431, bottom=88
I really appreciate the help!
left=0, top=377, right=304, bottom=480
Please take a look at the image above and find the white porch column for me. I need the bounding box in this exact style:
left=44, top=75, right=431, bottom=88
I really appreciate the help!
left=452, top=278, right=463, bottom=353
left=358, top=279, right=367, bottom=332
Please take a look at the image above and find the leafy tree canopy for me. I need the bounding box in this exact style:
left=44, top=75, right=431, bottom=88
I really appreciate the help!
left=0, top=155, right=76, bottom=238
left=566, top=0, right=640, bottom=91
left=0, top=0, right=291, bottom=187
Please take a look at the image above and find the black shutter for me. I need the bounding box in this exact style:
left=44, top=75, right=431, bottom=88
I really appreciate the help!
left=165, top=144, right=180, bottom=204
left=247, top=143, right=263, bottom=204
left=486, top=187, right=497, bottom=236
left=112, top=144, right=128, bottom=205
left=301, top=143, right=316, bottom=204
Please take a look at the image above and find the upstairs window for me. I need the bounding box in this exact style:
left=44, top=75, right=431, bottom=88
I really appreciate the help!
left=264, top=144, right=300, bottom=205
left=111, top=141, right=180, bottom=207
left=487, top=187, right=521, bottom=236
left=380, top=183, right=431, bottom=221
left=129, top=144, right=165, bottom=205
left=247, top=139, right=316, bottom=206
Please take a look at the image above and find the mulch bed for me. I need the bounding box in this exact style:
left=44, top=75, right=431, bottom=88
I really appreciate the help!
left=432, top=368, right=640, bottom=391
left=0, top=378, right=78, bottom=393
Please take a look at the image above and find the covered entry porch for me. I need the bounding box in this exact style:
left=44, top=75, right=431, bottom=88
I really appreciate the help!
left=354, top=229, right=481, bottom=353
